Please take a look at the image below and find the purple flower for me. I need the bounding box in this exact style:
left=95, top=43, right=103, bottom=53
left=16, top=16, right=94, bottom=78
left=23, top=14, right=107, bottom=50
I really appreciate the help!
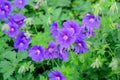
left=63, top=20, right=80, bottom=35
left=16, top=32, right=31, bottom=42
left=82, top=14, right=101, bottom=29
left=56, top=28, right=75, bottom=48
left=77, top=26, right=87, bottom=39
left=79, top=26, right=94, bottom=37
left=49, top=70, right=66, bottom=80
left=14, top=32, right=31, bottom=51
left=0, top=0, right=13, bottom=20
left=45, top=41, right=58, bottom=59
left=86, top=29, right=94, bottom=37
left=50, top=22, right=59, bottom=38
left=1, top=0, right=13, bottom=13
left=58, top=49, right=69, bottom=61
left=9, top=14, right=26, bottom=27
left=14, top=39, right=29, bottom=51
left=75, top=37, right=88, bottom=54
left=4, top=21, right=19, bottom=38
left=0, top=8, right=8, bottom=20
left=29, top=46, right=45, bottom=62
left=14, top=0, right=27, bottom=9
left=117, top=24, right=120, bottom=28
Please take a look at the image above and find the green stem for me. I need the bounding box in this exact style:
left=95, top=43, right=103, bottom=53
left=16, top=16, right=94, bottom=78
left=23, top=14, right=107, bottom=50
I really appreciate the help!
left=53, top=59, right=59, bottom=67
left=34, top=26, right=38, bottom=33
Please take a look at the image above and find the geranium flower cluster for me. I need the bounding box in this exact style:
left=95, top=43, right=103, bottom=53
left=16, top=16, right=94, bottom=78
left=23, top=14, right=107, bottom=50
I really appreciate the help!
left=0, top=0, right=27, bottom=20
left=29, top=14, right=101, bottom=63
left=4, top=14, right=26, bottom=38
left=0, top=0, right=13, bottom=20
left=82, top=13, right=101, bottom=37
left=1, top=1, right=101, bottom=79
left=1, top=0, right=29, bottom=51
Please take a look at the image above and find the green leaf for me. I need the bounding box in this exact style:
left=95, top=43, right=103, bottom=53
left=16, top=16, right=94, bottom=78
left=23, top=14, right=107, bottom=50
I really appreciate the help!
left=31, top=32, right=52, bottom=48
left=0, top=61, right=15, bottom=80
left=51, top=8, right=62, bottom=21
left=0, top=51, right=28, bottom=79
left=39, top=75, right=47, bottom=80
left=2, top=51, right=17, bottom=63
left=17, top=51, right=28, bottom=62
left=48, top=0, right=71, bottom=8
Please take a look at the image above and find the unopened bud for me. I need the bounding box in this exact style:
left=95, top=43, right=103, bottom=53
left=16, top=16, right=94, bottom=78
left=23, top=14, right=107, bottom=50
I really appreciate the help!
left=100, top=0, right=106, bottom=4
left=25, top=18, right=33, bottom=25
left=30, top=64, right=35, bottom=72
left=91, top=58, right=102, bottom=68
left=110, top=2, right=118, bottom=14
left=25, top=31, right=32, bottom=38
left=109, top=58, right=118, bottom=71
left=18, top=66, right=26, bottom=74
left=93, top=4, right=102, bottom=16
left=2, top=24, right=9, bottom=31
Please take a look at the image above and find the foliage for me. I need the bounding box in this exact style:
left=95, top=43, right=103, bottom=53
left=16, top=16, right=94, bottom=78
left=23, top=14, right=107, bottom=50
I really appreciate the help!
left=0, top=0, right=120, bottom=80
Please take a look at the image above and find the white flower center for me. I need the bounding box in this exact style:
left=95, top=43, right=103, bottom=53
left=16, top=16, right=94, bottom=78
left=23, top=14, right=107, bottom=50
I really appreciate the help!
left=63, top=35, right=68, bottom=40
left=19, top=0, right=23, bottom=4
left=78, top=43, right=82, bottom=47
left=36, top=49, right=40, bottom=55
left=70, top=28, right=75, bottom=33
left=48, top=48, right=54, bottom=53
left=19, top=42, right=24, bottom=46
left=1, top=10, right=5, bottom=14
left=55, top=77, right=60, bottom=80
left=60, top=50, right=64, bottom=54
left=18, top=20, right=23, bottom=24
left=5, top=4, right=9, bottom=9
left=10, top=27, right=15, bottom=32
left=89, top=18, right=95, bottom=23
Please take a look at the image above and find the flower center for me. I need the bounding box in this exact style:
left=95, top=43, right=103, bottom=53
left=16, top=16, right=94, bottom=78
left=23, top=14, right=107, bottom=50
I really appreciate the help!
left=78, top=43, right=82, bottom=47
left=36, top=49, right=40, bottom=55
left=19, top=42, right=24, bottom=46
left=89, top=18, right=95, bottom=23
left=19, top=20, right=23, bottom=24
left=55, top=77, right=60, bottom=80
left=5, top=4, right=9, bottom=9
left=34, top=5, right=39, bottom=9
left=70, top=28, right=75, bottom=33
left=19, top=0, right=23, bottom=4
left=21, top=36, right=26, bottom=39
left=63, top=35, right=68, bottom=40
left=10, top=27, right=15, bottom=32
left=60, top=50, right=64, bottom=54
left=1, top=10, right=5, bottom=14
left=48, top=48, right=54, bottom=53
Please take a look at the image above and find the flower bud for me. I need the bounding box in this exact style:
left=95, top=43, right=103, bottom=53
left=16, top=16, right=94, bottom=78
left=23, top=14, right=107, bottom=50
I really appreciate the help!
left=30, top=64, right=35, bottom=72
left=25, top=18, right=33, bottom=25
left=93, top=4, right=102, bottom=16
left=100, top=0, right=106, bottom=4
left=18, top=65, right=26, bottom=74
left=2, top=24, right=9, bottom=31
left=91, top=58, right=102, bottom=68
left=109, top=58, right=118, bottom=71
left=25, top=31, right=32, bottom=38
left=110, top=2, right=118, bottom=14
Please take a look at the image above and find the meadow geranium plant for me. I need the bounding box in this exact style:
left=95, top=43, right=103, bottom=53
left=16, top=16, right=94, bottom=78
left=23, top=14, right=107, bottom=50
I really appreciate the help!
left=0, top=0, right=120, bottom=80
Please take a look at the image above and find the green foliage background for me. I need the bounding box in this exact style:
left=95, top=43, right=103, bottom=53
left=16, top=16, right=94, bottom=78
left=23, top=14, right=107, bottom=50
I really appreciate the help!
left=0, top=0, right=120, bottom=80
